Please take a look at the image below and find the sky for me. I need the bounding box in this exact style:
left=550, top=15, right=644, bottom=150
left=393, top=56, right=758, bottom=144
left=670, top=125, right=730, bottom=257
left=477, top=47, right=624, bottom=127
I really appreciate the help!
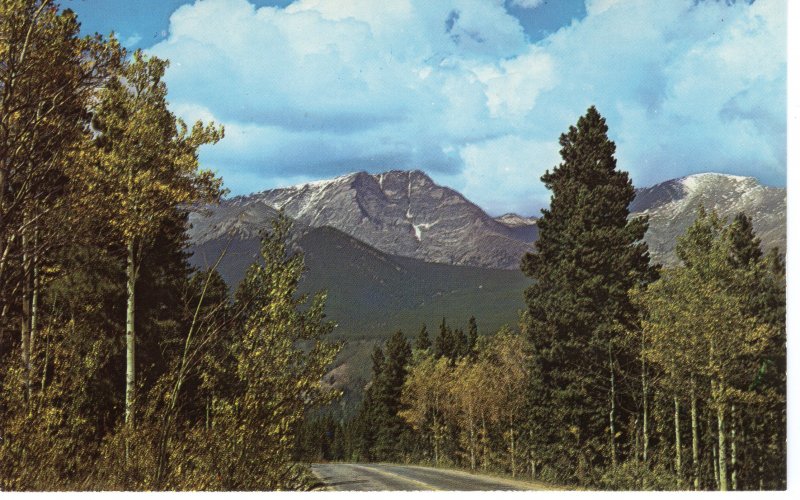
left=64, top=0, right=786, bottom=216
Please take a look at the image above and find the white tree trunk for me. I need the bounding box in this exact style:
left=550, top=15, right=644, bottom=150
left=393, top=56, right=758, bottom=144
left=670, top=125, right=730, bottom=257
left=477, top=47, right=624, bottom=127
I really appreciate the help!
left=691, top=377, right=699, bottom=490
left=432, top=408, right=439, bottom=467
left=674, top=395, right=682, bottom=488
left=125, top=239, right=137, bottom=426
left=509, top=413, right=516, bottom=477
left=30, top=238, right=39, bottom=359
left=20, top=221, right=32, bottom=402
left=716, top=388, right=728, bottom=492
left=730, top=404, right=737, bottom=491
left=468, top=405, right=476, bottom=471
left=642, top=357, right=649, bottom=463
left=481, top=413, right=488, bottom=471
left=710, top=413, right=720, bottom=490
left=530, top=428, right=536, bottom=479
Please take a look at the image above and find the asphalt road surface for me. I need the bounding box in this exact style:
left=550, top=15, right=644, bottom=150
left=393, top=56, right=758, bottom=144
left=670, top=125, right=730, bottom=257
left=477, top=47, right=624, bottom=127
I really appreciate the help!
left=311, top=463, right=558, bottom=491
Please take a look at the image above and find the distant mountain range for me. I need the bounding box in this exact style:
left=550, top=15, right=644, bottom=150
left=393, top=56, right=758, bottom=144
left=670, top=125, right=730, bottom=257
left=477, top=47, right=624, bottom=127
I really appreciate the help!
left=189, top=169, right=785, bottom=270
left=191, top=170, right=534, bottom=269
left=191, top=224, right=529, bottom=338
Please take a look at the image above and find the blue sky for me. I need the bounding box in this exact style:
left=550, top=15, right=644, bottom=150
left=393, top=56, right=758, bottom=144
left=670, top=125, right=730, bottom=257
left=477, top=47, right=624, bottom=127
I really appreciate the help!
left=65, top=0, right=785, bottom=216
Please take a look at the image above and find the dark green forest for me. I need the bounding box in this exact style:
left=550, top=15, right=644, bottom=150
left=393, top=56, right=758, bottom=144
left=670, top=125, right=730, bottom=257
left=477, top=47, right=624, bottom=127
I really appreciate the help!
left=0, top=1, right=785, bottom=491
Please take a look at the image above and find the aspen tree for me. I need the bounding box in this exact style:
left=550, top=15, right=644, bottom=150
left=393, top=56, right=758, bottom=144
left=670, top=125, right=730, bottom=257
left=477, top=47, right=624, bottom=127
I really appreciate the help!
left=91, top=50, right=223, bottom=426
left=0, top=0, right=118, bottom=396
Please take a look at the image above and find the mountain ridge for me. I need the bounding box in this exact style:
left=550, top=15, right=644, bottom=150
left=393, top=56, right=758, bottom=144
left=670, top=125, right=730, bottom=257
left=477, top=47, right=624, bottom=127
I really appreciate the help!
left=189, top=170, right=786, bottom=269
left=190, top=169, right=534, bottom=269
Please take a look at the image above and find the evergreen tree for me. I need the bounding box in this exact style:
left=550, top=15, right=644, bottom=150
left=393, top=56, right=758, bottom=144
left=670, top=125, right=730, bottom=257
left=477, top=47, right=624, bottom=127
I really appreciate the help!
left=434, top=317, right=453, bottom=360
left=415, top=323, right=431, bottom=351
left=352, top=346, right=385, bottom=461
left=453, top=328, right=468, bottom=360
left=373, top=330, right=412, bottom=461
left=722, top=212, right=785, bottom=489
left=467, top=316, right=479, bottom=357
left=371, top=346, right=386, bottom=376
left=521, top=106, right=656, bottom=483
left=726, top=213, right=762, bottom=269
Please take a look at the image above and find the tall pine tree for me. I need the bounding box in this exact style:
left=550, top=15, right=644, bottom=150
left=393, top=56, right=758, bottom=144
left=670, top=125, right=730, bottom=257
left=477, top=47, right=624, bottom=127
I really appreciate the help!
left=415, top=324, right=431, bottom=351
left=373, top=330, right=412, bottom=461
left=521, top=106, right=656, bottom=484
left=467, top=316, right=479, bottom=358
left=434, top=317, right=453, bottom=360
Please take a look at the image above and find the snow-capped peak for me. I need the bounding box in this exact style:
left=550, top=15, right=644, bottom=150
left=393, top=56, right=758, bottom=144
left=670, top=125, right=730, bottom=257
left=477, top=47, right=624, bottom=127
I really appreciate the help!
left=279, top=172, right=359, bottom=192
left=494, top=213, right=538, bottom=227
left=679, top=172, right=755, bottom=193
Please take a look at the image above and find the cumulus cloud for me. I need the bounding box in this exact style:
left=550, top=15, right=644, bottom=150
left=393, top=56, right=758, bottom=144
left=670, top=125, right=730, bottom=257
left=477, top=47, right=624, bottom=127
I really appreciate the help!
left=149, top=0, right=785, bottom=216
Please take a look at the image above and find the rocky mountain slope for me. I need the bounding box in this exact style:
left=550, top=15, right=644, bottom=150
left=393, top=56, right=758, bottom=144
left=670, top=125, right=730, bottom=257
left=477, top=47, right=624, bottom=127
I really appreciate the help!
left=190, top=170, right=533, bottom=269
left=630, top=173, right=786, bottom=265
left=189, top=170, right=786, bottom=270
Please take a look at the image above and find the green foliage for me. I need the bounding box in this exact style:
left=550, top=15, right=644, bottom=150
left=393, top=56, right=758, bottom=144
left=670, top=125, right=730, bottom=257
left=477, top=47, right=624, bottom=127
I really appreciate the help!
left=467, top=316, right=478, bottom=358
left=352, top=330, right=413, bottom=462
left=434, top=317, right=454, bottom=360
left=521, top=106, right=657, bottom=484
left=0, top=323, right=115, bottom=490
left=201, top=215, right=341, bottom=489
left=0, top=4, right=786, bottom=491
left=599, top=461, right=679, bottom=491
left=89, top=49, right=224, bottom=246
left=415, top=323, right=431, bottom=351
left=513, top=108, right=784, bottom=491
left=635, top=207, right=785, bottom=490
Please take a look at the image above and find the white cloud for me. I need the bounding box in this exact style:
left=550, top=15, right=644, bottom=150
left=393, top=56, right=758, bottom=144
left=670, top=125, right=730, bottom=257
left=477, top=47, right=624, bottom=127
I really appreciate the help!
left=121, top=32, right=142, bottom=47
left=148, top=0, right=786, bottom=215
left=509, top=0, right=544, bottom=9
left=584, top=0, right=625, bottom=16
left=473, top=47, right=557, bottom=120
left=454, top=135, right=560, bottom=216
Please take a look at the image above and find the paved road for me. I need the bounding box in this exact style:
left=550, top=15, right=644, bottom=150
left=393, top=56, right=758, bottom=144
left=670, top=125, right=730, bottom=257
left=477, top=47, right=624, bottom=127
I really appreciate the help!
left=311, top=463, right=557, bottom=491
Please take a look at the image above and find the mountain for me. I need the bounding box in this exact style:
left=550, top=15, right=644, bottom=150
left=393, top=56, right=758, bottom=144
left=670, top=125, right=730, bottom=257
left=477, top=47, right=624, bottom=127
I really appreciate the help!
left=494, top=213, right=539, bottom=243
left=494, top=213, right=538, bottom=227
left=190, top=170, right=533, bottom=270
left=190, top=170, right=786, bottom=272
left=630, top=173, right=786, bottom=265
